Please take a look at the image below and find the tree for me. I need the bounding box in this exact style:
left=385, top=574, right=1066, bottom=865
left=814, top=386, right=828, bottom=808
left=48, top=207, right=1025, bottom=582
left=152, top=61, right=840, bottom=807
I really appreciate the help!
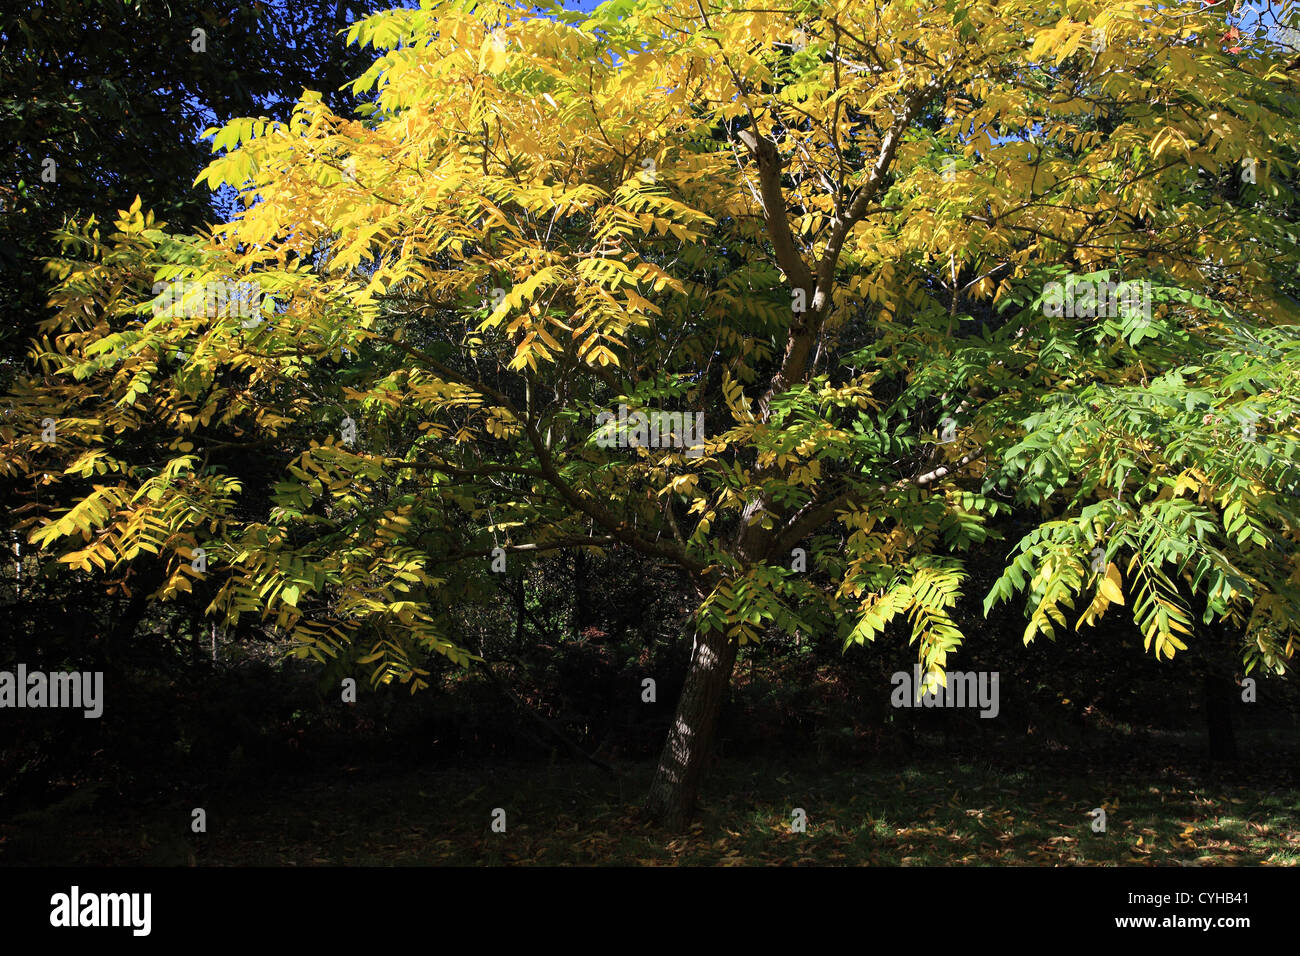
left=3, top=0, right=1299, bottom=827
left=0, top=0, right=396, bottom=695
left=0, top=0, right=391, bottom=383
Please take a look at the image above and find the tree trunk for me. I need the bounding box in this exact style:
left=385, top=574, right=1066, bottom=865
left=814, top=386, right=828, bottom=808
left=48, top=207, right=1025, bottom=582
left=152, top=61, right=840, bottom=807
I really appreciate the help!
left=1203, top=673, right=1238, bottom=761
left=645, top=627, right=739, bottom=828
left=104, top=585, right=151, bottom=668
left=572, top=548, right=591, bottom=636
left=513, top=573, right=526, bottom=648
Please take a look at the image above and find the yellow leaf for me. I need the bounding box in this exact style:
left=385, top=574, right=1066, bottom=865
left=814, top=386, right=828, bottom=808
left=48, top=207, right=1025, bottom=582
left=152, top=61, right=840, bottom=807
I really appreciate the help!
left=1100, top=565, right=1125, bottom=605
left=480, top=39, right=509, bottom=74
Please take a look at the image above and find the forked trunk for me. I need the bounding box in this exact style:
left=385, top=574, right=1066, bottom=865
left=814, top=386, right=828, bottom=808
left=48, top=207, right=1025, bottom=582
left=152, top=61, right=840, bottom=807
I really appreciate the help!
left=645, top=627, right=739, bottom=828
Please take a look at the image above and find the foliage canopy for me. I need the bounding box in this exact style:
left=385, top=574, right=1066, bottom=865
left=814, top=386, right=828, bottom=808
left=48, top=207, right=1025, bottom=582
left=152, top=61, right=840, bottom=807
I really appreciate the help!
left=5, top=0, right=1300, bottom=701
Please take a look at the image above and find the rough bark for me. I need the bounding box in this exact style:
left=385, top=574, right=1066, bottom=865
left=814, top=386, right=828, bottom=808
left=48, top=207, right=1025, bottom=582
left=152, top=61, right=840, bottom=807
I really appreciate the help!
left=645, top=626, right=740, bottom=828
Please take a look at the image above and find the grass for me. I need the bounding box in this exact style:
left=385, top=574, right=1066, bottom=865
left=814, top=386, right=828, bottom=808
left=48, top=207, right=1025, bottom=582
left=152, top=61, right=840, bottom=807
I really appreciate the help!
left=7, top=750, right=1298, bottom=865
